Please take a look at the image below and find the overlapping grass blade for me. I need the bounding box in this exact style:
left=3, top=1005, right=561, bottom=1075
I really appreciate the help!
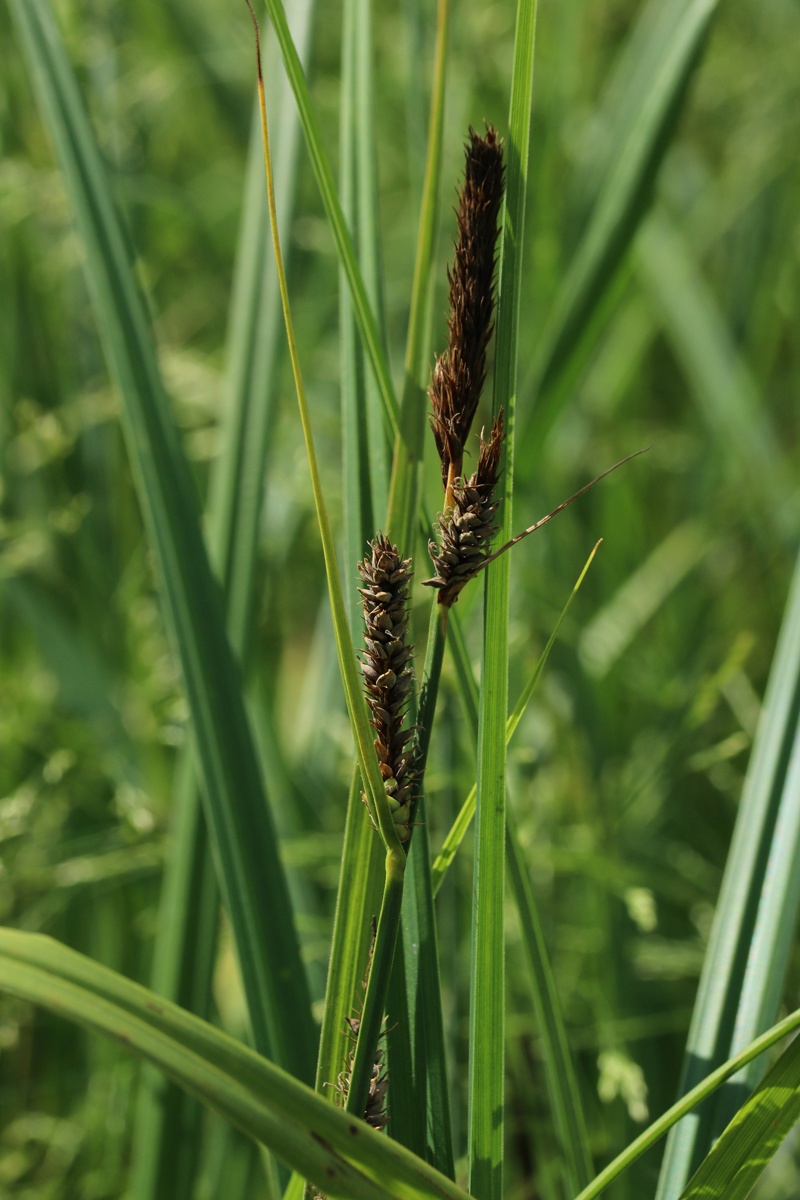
left=7, top=0, right=314, bottom=1075
left=131, top=8, right=316, bottom=1196
left=430, top=547, right=598, bottom=1189
left=520, top=0, right=720, bottom=453
left=262, top=0, right=399, bottom=439
left=635, top=211, right=793, bottom=542
left=506, top=810, right=593, bottom=1195
left=676, top=1034, right=800, bottom=1200
left=381, top=0, right=453, bottom=1168
left=0, top=930, right=474, bottom=1200
left=385, top=0, right=449, bottom=554
left=656, top=549, right=800, bottom=1198
left=571, top=1009, right=800, bottom=1200
left=468, top=0, right=538, bottom=1195
left=433, top=542, right=601, bottom=894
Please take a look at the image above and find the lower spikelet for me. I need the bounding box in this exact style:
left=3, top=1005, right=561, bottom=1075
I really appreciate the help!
left=357, top=535, right=420, bottom=842
left=423, top=411, right=504, bottom=606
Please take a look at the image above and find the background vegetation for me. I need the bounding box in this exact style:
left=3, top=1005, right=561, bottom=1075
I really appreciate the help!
left=1, top=0, right=798, bottom=1196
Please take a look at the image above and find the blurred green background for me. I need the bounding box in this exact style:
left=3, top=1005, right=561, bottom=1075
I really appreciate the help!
left=1, top=0, right=798, bottom=1196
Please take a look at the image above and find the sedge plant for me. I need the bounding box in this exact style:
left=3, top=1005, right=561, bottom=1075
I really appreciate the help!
left=2, top=0, right=800, bottom=1199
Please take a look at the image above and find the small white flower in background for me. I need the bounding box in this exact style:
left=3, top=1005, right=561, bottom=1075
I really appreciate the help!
left=625, top=885, right=658, bottom=933
left=598, top=1050, right=649, bottom=1123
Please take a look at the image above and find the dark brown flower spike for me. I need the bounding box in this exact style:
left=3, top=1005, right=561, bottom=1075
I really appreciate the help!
left=424, top=445, right=649, bottom=607
left=357, top=535, right=420, bottom=842
left=429, top=126, right=505, bottom=501
left=424, top=411, right=505, bottom=607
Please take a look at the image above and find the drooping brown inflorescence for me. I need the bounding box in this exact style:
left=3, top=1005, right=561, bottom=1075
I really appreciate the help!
left=424, top=411, right=505, bottom=607
left=357, top=535, right=419, bottom=842
left=429, top=125, right=505, bottom=491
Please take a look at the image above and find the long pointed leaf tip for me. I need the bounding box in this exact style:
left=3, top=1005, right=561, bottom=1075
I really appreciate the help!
left=429, top=126, right=505, bottom=492
left=357, top=536, right=420, bottom=842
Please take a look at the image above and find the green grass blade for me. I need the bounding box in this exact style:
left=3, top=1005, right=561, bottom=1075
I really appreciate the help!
left=578, top=521, right=711, bottom=680
left=0, top=930, right=474, bottom=1200
left=262, top=0, right=399, bottom=439
left=316, top=0, right=450, bottom=1167
left=388, top=604, right=454, bottom=1173
left=571, top=1010, right=800, bottom=1200
left=340, top=0, right=381, bottom=589
left=432, top=542, right=601, bottom=894
left=130, top=751, right=220, bottom=1200
left=312, top=770, right=385, bottom=1102
left=389, top=814, right=455, bottom=1175
left=379, top=3, right=451, bottom=1152
left=656, top=548, right=800, bottom=1198
left=521, top=0, right=719, bottom=452
left=252, top=31, right=401, bottom=859
left=468, top=0, right=538, bottom=1195
left=8, top=0, right=314, bottom=1076
left=506, top=810, right=593, bottom=1194
left=131, top=9, right=316, bottom=1195
left=351, top=0, right=391, bottom=525
left=635, top=211, right=793, bottom=541
left=385, top=0, right=449, bottom=552
left=677, top=1034, right=800, bottom=1200
left=431, top=549, right=599, bottom=1188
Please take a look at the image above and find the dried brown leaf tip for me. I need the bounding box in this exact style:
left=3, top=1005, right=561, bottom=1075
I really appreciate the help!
left=423, top=410, right=505, bottom=607
left=430, top=125, right=505, bottom=494
left=357, top=535, right=419, bottom=842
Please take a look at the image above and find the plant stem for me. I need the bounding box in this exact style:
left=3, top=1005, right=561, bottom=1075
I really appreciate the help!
left=345, top=851, right=406, bottom=1118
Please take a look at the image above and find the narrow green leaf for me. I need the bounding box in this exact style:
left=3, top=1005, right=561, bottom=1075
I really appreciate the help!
left=635, top=211, right=793, bottom=542
left=657, top=548, right=800, bottom=1198
left=570, top=1009, right=800, bottom=1200
left=131, top=9, right=316, bottom=1194
left=521, top=0, right=720, bottom=453
left=385, top=0, right=449, bottom=553
left=677, top=1035, right=800, bottom=1200
left=506, top=810, right=594, bottom=1194
left=262, top=0, right=399, bottom=439
left=312, top=769, right=385, bottom=1102
left=432, top=542, right=601, bottom=894
left=388, top=604, right=454, bottom=1175
left=0, top=930, right=474, bottom=1200
left=8, top=0, right=314, bottom=1076
left=468, top=1, right=538, bottom=1195
left=578, top=522, right=711, bottom=680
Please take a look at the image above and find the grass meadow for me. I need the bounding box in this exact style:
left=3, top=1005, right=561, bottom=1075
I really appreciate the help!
left=1, top=0, right=799, bottom=1197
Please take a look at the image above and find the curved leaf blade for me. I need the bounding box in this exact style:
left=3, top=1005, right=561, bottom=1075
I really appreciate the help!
left=0, top=930, right=473, bottom=1200
left=7, top=0, right=314, bottom=1076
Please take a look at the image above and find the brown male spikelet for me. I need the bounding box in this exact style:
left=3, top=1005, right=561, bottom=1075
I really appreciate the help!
left=357, top=535, right=419, bottom=842
left=429, top=125, right=505, bottom=491
left=424, top=411, right=505, bottom=607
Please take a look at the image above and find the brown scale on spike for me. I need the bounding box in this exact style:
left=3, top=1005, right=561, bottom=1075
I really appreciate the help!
left=357, top=535, right=420, bottom=842
left=429, top=125, right=505, bottom=493
left=423, top=411, right=505, bottom=607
